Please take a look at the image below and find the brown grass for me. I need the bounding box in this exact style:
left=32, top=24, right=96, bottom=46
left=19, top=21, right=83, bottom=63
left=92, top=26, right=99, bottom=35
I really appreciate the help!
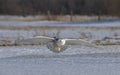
left=0, top=25, right=120, bottom=31
left=0, top=25, right=80, bottom=30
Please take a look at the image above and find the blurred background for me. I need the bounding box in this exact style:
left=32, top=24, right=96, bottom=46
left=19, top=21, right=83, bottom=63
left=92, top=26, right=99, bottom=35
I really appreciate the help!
left=0, top=0, right=120, bottom=21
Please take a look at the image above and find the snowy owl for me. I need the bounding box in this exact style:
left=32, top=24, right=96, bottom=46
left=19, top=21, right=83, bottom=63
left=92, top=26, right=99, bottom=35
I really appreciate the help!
left=16, top=36, right=97, bottom=53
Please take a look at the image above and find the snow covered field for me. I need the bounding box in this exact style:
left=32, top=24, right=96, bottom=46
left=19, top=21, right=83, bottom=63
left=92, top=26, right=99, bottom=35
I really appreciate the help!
left=0, top=45, right=120, bottom=75
left=0, top=18, right=120, bottom=75
left=0, top=19, right=120, bottom=45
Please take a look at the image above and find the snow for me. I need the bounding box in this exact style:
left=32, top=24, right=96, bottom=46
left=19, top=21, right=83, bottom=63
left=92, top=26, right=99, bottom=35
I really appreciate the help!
left=0, top=46, right=120, bottom=75
left=0, top=17, right=120, bottom=75
left=0, top=19, right=120, bottom=27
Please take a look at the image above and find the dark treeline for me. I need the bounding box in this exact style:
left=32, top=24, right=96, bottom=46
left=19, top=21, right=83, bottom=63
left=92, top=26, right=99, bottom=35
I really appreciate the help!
left=0, top=0, right=120, bottom=16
